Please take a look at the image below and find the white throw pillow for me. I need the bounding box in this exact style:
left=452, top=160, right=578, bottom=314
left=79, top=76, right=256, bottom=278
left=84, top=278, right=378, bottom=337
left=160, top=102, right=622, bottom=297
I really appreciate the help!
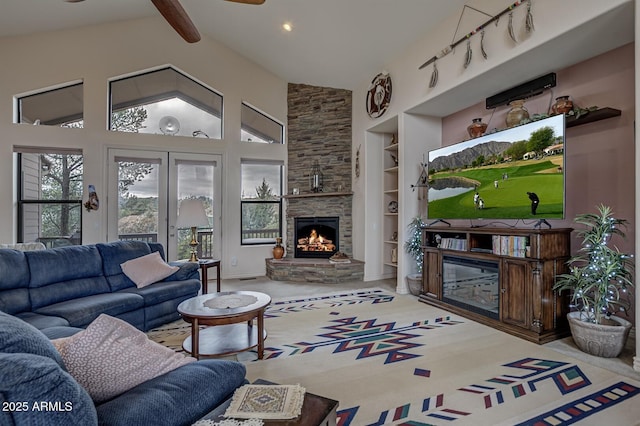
left=120, top=251, right=179, bottom=288
left=52, top=314, right=195, bottom=403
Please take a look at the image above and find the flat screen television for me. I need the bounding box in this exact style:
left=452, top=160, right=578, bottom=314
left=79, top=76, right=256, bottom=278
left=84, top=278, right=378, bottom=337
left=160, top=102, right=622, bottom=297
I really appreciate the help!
left=427, top=114, right=565, bottom=221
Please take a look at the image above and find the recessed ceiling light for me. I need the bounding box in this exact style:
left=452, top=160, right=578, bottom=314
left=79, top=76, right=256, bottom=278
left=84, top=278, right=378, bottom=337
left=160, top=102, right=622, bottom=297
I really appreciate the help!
left=282, top=22, right=293, bottom=32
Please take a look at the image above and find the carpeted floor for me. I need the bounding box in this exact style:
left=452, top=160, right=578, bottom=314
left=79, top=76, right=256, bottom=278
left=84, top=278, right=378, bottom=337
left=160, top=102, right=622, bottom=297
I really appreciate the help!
left=149, top=287, right=640, bottom=425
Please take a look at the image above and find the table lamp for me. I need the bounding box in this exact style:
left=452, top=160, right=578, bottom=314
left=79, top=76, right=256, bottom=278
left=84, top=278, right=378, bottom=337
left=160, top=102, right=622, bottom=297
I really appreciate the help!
left=175, top=199, right=210, bottom=262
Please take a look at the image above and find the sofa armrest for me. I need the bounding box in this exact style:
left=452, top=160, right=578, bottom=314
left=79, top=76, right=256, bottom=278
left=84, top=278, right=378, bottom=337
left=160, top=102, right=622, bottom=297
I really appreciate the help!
left=165, top=262, right=199, bottom=282
left=95, top=360, right=246, bottom=426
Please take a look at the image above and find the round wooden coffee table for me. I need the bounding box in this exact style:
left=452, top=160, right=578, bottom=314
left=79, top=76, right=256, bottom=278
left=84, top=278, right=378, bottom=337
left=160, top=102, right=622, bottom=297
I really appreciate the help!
left=178, top=291, right=271, bottom=360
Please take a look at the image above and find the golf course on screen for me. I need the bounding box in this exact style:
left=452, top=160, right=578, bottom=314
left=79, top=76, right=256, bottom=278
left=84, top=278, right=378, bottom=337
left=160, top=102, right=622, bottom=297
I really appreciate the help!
left=427, top=156, right=564, bottom=220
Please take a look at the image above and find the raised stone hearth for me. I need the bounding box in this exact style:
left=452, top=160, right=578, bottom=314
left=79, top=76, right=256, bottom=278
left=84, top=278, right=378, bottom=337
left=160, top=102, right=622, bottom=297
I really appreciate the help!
left=266, top=258, right=364, bottom=283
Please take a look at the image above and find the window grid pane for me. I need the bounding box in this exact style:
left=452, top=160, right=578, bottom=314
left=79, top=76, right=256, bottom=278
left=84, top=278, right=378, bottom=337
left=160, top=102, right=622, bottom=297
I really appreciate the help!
left=241, top=162, right=283, bottom=245
left=241, top=103, right=283, bottom=144
left=18, top=152, right=83, bottom=246
left=17, top=82, right=83, bottom=126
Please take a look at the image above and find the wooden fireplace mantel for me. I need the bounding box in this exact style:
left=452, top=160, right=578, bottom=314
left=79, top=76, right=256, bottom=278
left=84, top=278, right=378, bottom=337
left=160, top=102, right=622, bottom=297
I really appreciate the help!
left=283, top=191, right=353, bottom=199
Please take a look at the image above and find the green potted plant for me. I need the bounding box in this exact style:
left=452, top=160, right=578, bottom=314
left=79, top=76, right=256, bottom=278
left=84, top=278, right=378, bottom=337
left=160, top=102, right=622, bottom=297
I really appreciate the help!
left=553, top=204, right=635, bottom=357
left=404, top=216, right=426, bottom=296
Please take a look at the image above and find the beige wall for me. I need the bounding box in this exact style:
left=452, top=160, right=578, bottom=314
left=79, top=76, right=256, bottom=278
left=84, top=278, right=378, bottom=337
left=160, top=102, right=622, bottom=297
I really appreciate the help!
left=0, top=16, right=288, bottom=278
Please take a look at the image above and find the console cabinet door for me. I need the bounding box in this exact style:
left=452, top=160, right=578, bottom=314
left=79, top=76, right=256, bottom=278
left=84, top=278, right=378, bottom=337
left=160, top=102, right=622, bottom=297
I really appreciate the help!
left=501, top=259, right=531, bottom=329
left=423, top=249, right=441, bottom=299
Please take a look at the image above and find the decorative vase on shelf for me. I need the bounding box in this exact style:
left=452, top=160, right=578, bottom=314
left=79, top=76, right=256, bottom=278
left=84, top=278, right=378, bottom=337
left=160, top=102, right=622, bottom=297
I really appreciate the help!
left=467, top=118, right=487, bottom=138
left=551, top=96, right=574, bottom=115
left=272, top=237, right=285, bottom=259
left=505, top=99, right=529, bottom=127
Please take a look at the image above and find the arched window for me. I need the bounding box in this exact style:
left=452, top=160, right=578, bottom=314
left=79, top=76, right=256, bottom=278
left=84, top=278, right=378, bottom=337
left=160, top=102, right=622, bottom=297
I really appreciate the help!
left=109, top=67, right=222, bottom=139
left=16, top=82, right=83, bottom=127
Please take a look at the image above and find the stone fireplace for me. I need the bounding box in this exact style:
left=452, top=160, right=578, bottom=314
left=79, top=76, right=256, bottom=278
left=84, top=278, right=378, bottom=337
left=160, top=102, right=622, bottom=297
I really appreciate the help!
left=264, top=83, right=363, bottom=282
left=294, top=216, right=339, bottom=258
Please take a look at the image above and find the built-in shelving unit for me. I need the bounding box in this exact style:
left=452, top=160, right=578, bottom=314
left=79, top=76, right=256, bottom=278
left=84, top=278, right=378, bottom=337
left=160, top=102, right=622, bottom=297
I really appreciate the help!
left=383, top=139, right=399, bottom=269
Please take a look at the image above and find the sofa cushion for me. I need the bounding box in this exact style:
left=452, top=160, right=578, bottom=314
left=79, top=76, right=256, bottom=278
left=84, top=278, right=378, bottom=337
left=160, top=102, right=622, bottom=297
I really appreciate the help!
left=149, top=241, right=166, bottom=258
left=26, top=245, right=110, bottom=309
left=121, top=251, right=179, bottom=288
left=166, top=261, right=200, bottom=282
left=96, top=241, right=155, bottom=291
left=0, top=310, right=65, bottom=368
left=95, top=360, right=247, bottom=426
left=0, top=352, right=97, bottom=426
left=15, top=311, right=70, bottom=329
left=120, top=279, right=200, bottom=307
left=35, top=292, right=144, bottom=328
left=0, top=249, right=31, bottom=314
left=52, top=314, right=196, bottom=403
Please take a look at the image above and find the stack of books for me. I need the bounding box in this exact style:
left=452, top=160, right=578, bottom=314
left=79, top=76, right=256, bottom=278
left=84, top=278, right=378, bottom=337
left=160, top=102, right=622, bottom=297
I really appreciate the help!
left=440, top=238, right=467, bottom=251
left=492, top=235, right=528, bottom=258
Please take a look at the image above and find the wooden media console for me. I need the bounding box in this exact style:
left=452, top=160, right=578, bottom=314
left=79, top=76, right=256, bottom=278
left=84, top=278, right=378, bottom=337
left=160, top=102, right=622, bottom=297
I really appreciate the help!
left=419, top=226, right=572, bottom=344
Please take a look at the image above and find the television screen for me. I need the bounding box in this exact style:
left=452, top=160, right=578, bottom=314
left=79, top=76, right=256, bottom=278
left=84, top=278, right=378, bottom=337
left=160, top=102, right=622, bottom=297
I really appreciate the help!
left=427, top=114, right=565, bottom=220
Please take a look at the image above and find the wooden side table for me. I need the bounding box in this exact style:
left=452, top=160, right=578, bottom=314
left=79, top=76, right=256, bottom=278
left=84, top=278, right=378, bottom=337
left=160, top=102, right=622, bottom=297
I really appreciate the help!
left=198, top=259, right=221, bottom=293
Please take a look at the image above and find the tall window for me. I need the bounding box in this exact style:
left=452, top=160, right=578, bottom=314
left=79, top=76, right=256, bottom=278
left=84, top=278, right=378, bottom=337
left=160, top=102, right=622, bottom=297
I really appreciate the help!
left=241, top=102, right=283, bottom=144
left=16, top=82, right=83, bottom=127
left=109, top=67, right=222, bottom=139
left=241, top=161, right=283, bottom=245
left=16, top=148, right=83, bottom=247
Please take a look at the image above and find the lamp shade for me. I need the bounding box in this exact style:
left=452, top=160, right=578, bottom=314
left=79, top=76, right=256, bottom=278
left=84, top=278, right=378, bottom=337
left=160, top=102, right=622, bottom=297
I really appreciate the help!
left=175, top=199, right=210, bottom=229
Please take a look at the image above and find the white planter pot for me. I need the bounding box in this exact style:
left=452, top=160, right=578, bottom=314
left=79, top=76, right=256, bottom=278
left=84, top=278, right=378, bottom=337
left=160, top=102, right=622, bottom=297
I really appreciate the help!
left=567, top=311, right=632, bottom=358
left=406, top=274, right=422, bottom=296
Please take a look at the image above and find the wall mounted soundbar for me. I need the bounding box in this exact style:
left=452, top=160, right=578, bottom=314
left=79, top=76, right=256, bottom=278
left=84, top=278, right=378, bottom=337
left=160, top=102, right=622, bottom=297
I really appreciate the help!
left=486, top=73, right=556, bottom=109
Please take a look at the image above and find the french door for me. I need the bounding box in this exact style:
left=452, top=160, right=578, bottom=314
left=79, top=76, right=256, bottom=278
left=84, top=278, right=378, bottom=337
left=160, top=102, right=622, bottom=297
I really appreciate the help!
left=107, top=149, right=222, bottom=261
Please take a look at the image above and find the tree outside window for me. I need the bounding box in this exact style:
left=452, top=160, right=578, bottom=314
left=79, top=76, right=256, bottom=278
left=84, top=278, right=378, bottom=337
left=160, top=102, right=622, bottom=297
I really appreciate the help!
left=18, top=150, right=83, bottom=247
left=241, top=162, right=282, bottom=245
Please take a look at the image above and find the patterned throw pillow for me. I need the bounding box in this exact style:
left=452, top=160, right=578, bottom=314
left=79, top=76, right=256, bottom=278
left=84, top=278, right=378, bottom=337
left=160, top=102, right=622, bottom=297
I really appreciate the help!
left=120, top=251, right=179, bottom=288
left=52, top=314, right=195, bottom=403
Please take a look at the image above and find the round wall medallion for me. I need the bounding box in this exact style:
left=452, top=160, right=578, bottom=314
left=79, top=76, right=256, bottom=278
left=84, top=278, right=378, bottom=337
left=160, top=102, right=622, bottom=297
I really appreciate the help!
left=366, top=73, right=392, bottom=119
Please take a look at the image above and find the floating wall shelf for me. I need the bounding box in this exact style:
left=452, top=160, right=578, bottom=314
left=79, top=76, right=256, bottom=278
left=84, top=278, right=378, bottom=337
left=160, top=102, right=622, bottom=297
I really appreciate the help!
left=565, top=107, right=621, bottom=128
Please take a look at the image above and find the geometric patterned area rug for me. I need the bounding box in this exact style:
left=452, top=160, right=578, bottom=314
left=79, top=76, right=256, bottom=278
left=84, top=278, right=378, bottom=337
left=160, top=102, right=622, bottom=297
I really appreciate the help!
left=149, top=289, right=640, bottom=425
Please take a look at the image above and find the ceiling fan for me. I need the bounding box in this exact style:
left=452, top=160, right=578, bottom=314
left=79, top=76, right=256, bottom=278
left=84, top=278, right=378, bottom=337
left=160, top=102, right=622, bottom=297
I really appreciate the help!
left=151, top=0, right=265, bottom=43
left=65, top=0, right=265, bottom=44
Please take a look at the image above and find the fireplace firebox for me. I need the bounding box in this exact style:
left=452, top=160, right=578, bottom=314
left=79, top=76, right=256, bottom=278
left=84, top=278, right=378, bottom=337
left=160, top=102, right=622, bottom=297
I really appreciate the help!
left=442, top=255, right=500, bottom=320
left=294, top=217, right=339, bottom=258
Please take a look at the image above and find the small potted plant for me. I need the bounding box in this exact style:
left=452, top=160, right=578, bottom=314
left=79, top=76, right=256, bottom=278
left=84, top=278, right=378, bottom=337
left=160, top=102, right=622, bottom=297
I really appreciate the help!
left=404, top=216, right=426, bottom=296
left=553, top=204, right=635, bottom=357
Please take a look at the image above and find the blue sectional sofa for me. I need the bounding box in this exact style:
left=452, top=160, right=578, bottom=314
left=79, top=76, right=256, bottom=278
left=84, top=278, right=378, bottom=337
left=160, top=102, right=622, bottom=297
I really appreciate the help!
left=0, top=241, right=249, bottom=425
left=0, top=310, right=247, bottom=426
left=0, top=240, right=201, bottom=335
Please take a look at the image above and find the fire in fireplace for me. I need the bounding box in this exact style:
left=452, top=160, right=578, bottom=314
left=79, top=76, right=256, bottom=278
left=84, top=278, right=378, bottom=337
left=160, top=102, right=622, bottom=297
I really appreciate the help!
left=294, top=217, right=339, bottom=258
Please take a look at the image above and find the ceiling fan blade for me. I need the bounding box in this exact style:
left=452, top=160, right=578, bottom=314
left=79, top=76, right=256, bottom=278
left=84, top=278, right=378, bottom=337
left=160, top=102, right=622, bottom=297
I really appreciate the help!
left=150, top=0, right=201, bottom=43
left=225, top=0, right=265, bottom=4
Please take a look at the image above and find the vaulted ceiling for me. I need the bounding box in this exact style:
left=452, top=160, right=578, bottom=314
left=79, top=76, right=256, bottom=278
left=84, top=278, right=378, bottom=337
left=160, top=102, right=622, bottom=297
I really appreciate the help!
left=1, top=0, right=472, bottom=90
